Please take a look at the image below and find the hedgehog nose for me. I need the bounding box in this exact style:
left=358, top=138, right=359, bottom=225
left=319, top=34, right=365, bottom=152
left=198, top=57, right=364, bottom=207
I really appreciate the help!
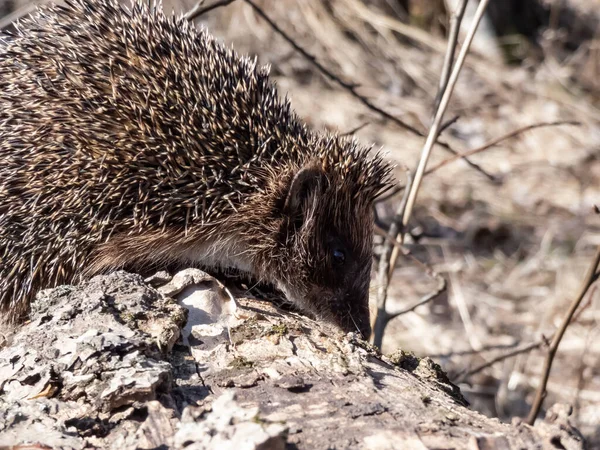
left=339, top=300, right=371, bottom=339
left=363, top=321, right=372, bottom=339
left=336, top=314, right=370, bottom=339
left=356, top=318, right=371, bottom=340
left=349, top=297, right=372, bottom=339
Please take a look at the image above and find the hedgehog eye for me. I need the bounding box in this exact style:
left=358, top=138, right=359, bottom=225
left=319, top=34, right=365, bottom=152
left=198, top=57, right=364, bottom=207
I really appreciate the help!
left=332, top=248, right=346, bottom=266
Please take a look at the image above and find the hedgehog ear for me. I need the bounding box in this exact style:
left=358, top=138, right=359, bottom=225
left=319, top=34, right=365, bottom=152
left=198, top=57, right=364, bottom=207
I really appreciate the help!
left=284, top=165, right=326, bottom=226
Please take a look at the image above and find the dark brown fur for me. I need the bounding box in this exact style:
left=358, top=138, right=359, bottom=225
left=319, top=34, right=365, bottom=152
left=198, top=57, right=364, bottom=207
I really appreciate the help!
left=0, top=0, right=392, bottom=336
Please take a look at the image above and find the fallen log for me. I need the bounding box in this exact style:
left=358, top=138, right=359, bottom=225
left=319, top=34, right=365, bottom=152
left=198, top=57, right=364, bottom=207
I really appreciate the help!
left=0, top=270, right=586, bottom=449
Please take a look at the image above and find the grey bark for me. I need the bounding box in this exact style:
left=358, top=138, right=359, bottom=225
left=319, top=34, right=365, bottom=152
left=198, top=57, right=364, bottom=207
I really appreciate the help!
left=0, top=270, right=587, bottom=449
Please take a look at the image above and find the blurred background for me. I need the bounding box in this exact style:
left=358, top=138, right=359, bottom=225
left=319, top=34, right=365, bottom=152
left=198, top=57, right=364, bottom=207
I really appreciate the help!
left=2, top=0, right=599, bottom=445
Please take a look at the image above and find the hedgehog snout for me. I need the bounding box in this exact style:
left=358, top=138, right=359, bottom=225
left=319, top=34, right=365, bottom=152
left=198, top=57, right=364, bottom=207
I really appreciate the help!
left=315, top=284, right=371, bottom=339
left=337, top=290, right=372, bottom=339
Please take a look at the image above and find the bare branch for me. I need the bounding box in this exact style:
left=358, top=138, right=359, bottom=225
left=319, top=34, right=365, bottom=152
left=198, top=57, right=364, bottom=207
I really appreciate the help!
left=401, top=0, right=492, bottom=233
left=456, top=341, right=544, bottom=384
left=425, top=121, right=581, bottom=175
left=185, top=0, right=236, bottom=21
left=376, top=120, right=580, bottom=202
left=242, top=0, right=421, bottom=135
left=385, top=1, right=491, bottom=285
left=526, top=246, right=600, bottom=424
left=372, top=168, right=413, bottom=348
left=439, top=115, right=461, bottom=134
left=386, top=274, right=446, bottom=321
left=340, top=122, right=370, bottom=137
left=434, top=0, right=469, bottom=112
left=371, top=1, right=488, bottom=348
left=456, top=285, right=595, bottom=384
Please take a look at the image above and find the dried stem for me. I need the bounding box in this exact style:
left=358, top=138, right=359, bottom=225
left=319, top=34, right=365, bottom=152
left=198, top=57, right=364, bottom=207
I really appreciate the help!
left=386, top=275, right=446, bottom=321
left=526, top=246, right=600, bottom=424
left=372, top=168, right=412, bottom=348
left=425, top=121, right=581, bottom=175
left=371, top=0, right=485, bottom=347
left=434, top=0, right=468, bottom=112
left=456, top=341, right=545, bottom=384
left=340, top=122, right=370, bottom=137
left=185, top=0, right=236, bottom=21
left=384, top=0, right=490, bottom=282
left=456, top=286, right=595, bottom=384
left=401, top=0, right=491, bottom=233
left=376, top=120, right=579, bottom=202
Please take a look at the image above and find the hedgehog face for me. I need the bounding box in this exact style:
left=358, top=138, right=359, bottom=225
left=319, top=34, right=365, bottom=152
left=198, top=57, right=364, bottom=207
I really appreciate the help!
left=279, top=165, right=375, bottom=338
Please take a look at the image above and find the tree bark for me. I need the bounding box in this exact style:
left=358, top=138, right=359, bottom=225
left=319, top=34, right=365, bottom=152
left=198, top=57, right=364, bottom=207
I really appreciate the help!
left=0, top=270, right=587, bottom=449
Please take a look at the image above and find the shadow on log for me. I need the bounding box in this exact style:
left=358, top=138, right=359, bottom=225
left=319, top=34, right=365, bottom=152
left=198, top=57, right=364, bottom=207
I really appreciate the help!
left=0, top=270, right=587, bottom=449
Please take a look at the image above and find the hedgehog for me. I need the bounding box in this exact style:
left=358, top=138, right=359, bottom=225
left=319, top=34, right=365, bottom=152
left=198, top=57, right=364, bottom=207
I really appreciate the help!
left=0, top=0, right=393, bottom=337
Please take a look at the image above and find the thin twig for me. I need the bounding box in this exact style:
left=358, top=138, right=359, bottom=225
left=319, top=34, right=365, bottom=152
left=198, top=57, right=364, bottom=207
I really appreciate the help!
left=425, top=121, right=581, bottom=175
left=243, top=0, right=419, bottom=135
left=372, top=0, right=489, bottom=351
left=386, top=274, right=446, bottom=321
left=185, top=0, right=236, bottom=21
left=401, top=0, right=491, bottom=233
left=376, top=120, right=580, bottom=202
left=434, top=0, right=469, bottom=112
left=456, top=285, right=595, bottom=384
left=439, top=115, right=461, bottom=134
left=371, top=1, right=487, bottom=346
left=340, top=121, right=370, bottom=137
left=187, top=0, right=422, bottom=139
left=526, top=246, right=600, bottom=424
left=385, top=0, right=491, bottom=280
left=372, top=168, right=413, bottom=347
left=241, top=0, right=495, bottom=181
left=456, top=341, right=544, bottom=384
